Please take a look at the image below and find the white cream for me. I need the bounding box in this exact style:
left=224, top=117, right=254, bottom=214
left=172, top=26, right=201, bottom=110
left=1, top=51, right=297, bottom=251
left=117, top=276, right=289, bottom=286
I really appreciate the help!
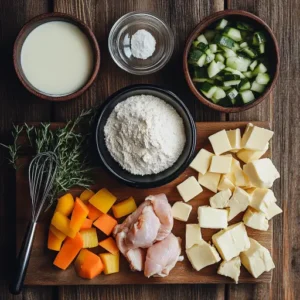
left=21, top=21, right=94, bottom=96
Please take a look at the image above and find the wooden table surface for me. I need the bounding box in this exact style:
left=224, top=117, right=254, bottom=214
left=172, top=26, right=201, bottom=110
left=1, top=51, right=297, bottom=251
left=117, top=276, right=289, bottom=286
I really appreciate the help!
left=0, top=0, right=298, bottom=299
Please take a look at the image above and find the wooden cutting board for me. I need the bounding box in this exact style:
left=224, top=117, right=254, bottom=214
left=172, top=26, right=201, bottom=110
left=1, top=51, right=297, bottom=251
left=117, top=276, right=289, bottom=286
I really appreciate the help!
left=16, top=121, right=273, bottom=285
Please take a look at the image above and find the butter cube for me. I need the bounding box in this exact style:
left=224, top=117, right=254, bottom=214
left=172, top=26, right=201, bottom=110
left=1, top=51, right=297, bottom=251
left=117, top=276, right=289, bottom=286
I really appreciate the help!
left=237, top=143, right=268, bottom=164
left=209, top=155, right=232, bottom=174
left=189, top=148, right=214, bottom=174
left=177, top=176, right=203, bottom=202
left=241, top=125, right=274, bottom=151
left=186, top=240, right=221, bottom=271
left=231, top=158, right=248, bottom=187
left=243, top=158, right=280, bottom=188
left=218, top=175, right=235, bottom=192
left=249, top=188, right=276, bottom=213
left=198, top=172, right=221, bottom=193
left=209, top=189, right=232, bottom=208
left=240, top=238, right=275, bottom=278
left=228, top=187, right=251, bottom=221
left=198, top=206, right=228, bottom=229
left=186, top=224, right=202, bottom=249
left=172, top=201, right=192, bottom=222
left=265, top=202, right=282, bottom=220
left=217, top=256, right=241, bottom=284
left=209, top=130, right=232, bottom=155
left=212, top=222, right=250, bottom=261
left=243, top=207, right=269, bottom=231
left=227, top=129, right=241, bottom=153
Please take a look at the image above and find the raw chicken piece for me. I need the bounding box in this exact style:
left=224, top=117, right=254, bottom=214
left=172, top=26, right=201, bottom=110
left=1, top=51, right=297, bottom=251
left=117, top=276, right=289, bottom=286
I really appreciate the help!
left=144, top=233, right=183, bottom=278
left=126, top=248, right=146, bottom=272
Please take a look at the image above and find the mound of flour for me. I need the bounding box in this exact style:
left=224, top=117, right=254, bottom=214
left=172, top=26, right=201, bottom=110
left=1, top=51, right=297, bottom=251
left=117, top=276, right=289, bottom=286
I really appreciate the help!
left=104, top=95, right=186, bottom=175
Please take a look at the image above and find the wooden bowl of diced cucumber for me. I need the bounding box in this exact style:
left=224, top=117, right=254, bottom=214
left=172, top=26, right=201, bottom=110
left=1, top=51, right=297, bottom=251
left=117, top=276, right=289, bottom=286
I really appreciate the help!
left=183, top=10, right=279, bottom=112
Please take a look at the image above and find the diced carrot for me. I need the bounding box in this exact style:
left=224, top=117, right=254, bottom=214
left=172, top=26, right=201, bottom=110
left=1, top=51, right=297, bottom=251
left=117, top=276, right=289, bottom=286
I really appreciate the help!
left=93, top=214, right=117, bottom=236
left=98, top=237, right=119, bottom=255
left=70, top=198, right=89, bottom=232
left=53, top=232, right=83, bottom=270
left=48, top=229, right=64, bottom=251
left=80, top=228, right=99, bottom=248
left=51, top=211, right=76, bottom=238
left=55, top=193, right=74, bottom=216
left=75, top=249, right=104, bottom=279
left=89, top=188, right=117, bottom=214
left=50, top=224, right=66, bottom=240
left=80, top=218, right=93, bottom=230
left=80, top=190, right=95, bottom=202
left=99, top=252, right=119, bottom=275
left=87, top=203, right=103, bottom=221
left=112, top=197, right=137, bottom=218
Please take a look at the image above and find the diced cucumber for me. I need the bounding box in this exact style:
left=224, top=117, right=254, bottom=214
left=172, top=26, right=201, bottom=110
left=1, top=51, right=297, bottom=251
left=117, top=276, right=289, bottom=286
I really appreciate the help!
left=215, top=53, right=225, bottom=63
left=226, top=56, right=251, bottom=72
left=204, top=30, right=216, bottom=42
left=216, top=61, right=225, bottom=70
left=212, top=87, right=226, bottom=103
left=196, top=42, right=209, bottom=52
left=227, top=88, right=238, bottom=102
left=207, top=60, right=222, bottom=78
left=224, top=27, right=242, bottom=42
left=236, top=21, right=254, bottom=31
left=214, top=34, right=235, bottom=49
left=240, top=42, right=248, bottom=49
left=222, top=47, right=237, bottom=58
left=249, top=60, right=258, bottom=71
left=243, top=71, right=255, bottom=79
left=241, top=47, right=258, bottom=58
left=192, top=68, right=207, bottom=82
left=224, top=79, right=241, bottom=87
left=209, top=44, right=218, bottom=53
left=188, top=49, right=203, bottom=64
left=240, top=90, right=255, bottom=103
left=205, top=49, right=215, bottom=64
left=252, top=63, right=267, bottom=76
left=220, top=86, right=232, bottom=91
left=251, top=81, right=265, bottom=93
left=197, top=34, right=208, bottom=44
left=232, top=42, right=240, bottom=52
left=258, top=43, right=265, bottom=54
left=200, top=82, right=218, bottom=99
left=192, top=40, right=200, bottom=48
left=238, top=78, right=251, bottom=91
left=256, top=73, right=270, bottom=85
left=224, top=67, right=246, bottom=78
left=253, top=31, right=267, bottom=45
left=216, top=19, right=228, bottom=30
left=224, top=74, right=240, bottom=81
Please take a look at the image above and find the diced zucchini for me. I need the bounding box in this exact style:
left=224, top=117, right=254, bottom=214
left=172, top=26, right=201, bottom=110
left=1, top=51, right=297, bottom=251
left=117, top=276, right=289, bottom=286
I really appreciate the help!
left=200, top=82, right=218, bottom=99
left=216, top=19, right=228, bottom=30
left=204, top=30, right=216, bottom=42
left=197, top=34, right=208, bottom=44
left=207, top=60, right=222, bottom=78
left=224, top=76, right=241, bottom=86
left=215, top=53, right=225, bottom=63
left=188, top=49, right=207, bottom=67
left=253, top=31, right=267, bottom=45
left=240, top=90, right=255, bottom=103
left=220, top=85, right=232, bottom=91
left=222, top=47, right=237, bottom=58
left=251, top=81, right=265, bottom=93
left=241, top=47, right=258, bottom=58
left=256, top=73, right=270, bottom=85
left=224, top=27, right=242, bottom=42
left=238, top=78, right=251, bottom=91
left=196, top=42, right=209, bottom=52
left=236, top=21, right=254, bottom=31
left=192, top=68, right=208, bottom=82
left=252, top=63, right=267, bottom=76
left=212, top=87, right=226, bottom=103
left=249, top=60, right=258, bottom=71
left=240, top=42, right=248, bottom=49
left=243, top=71, right=255, bottom=79
left=209, top=44, right=218, bottom=53
left=258, top=43, right=265, bottom=54
left=226, top=56, right=251, bottom=72
left=216, top=61, right=225, bottom=70
left=214, top=34, right=235, bottom=49
left=192, top=40, right=200, bottom=48
left=205, top=49, right=215, bottom=64
left=224, top=67, right=246, bottom=78
left=227, top=88, right=239, bottom=102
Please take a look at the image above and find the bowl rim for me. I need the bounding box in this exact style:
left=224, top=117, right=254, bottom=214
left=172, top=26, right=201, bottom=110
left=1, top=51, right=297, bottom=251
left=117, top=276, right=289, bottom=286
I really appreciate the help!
left=183, top=9, right=280, bottom=113
left=95, top=84, right=197, bottom=188
left=108, top=11, right=175, bottom=75
left=13, top=12, right=100, bottom=102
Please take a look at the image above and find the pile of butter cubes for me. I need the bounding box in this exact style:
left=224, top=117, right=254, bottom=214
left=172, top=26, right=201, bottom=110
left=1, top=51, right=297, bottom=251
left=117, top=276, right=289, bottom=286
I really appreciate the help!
left=171, top=123, right=281, bottom=283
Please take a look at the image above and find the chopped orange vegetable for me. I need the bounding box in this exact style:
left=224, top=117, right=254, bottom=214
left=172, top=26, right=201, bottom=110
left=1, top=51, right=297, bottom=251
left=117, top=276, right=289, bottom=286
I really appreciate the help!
left=99, top=252, right=119, bottom=275
left=70, top=198, right=89, bottom=232
left=80, top=218, right=93, bottom=230
left=48, top=229, right=65, bottom=251
left=80, top=228, right=99, bottom=248
left=89, top=188, right=117, bottom=214
left=53, top=232, right=83, bottom=270
left=93, top=214, right=117, bottom=235
left=112, top=197, right=137, bottom=218
left=98, top=237, right=119, bottom=255
left=55, top=193, right=74, bottom=216
left=80, top=190, right=95, bottom=202
left=50, top=224, right=66, bottom=240
left=75, top=249, right=104, bottom=279
left=51, top=211, right=76, bottom=238
left=87, top=203, right=103, bottom=221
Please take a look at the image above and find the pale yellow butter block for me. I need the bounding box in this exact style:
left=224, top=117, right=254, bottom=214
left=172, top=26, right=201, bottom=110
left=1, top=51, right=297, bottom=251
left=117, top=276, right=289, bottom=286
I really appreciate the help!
left=227, top=129, right=241, bottom=153
left=228, top=187, right=251, bottom=221
left=209, top=155, right=232, bottom=174
left=186, top=224, right=202, bottom=249
left=209, top=129, right=232, bottom=155
left=217, top=256, right=241, bottom=284
left=218, top=175, right=235, bottom=192
left=189, top=148, right=214, bottom=174
left=198, top=172, right=221, bottom=193
left=209, top=189, right=232, bottom=208
left=243, top=207, right=269, bottom=231
left=265, top=202, right=282, bottom=220
left=198, top=206, right=228, bottom=229
left=177, top=176, right=203, bottom=202
left=237, top=143, right=268, bottom=164
left=240, top=238, right=275, bottom=278
left=172, top=201, right=192, bottom=222
left=249, top=188, right=277, bottom=213
left=231, top=158, right=248, bottom=187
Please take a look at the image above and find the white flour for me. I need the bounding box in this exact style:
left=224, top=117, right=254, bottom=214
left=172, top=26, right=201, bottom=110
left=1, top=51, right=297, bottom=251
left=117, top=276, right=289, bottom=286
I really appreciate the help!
left=104, top=95, right=186, bottom=175
left=131, top=29, right=156, bottom=59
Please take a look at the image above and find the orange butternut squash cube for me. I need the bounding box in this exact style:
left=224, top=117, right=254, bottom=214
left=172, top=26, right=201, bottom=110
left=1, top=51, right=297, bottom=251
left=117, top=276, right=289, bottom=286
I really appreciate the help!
left=89, top=188, right=117, bottom=214
left=53, top=232, right=83, bottom=270
left=50, top=224, right=66, bottom=240
left=80, top=218, right=93, bottom=230
left=51, top=211, right=76, bottom=238
left=99, top=237, right=119, bottom=255
left=87, top=203, right=103, bottom=221
left=80, top=228, right=99, bottom=248
left=48, top=229, right=65, bottom=251
left=112, top=197, right=137, bottom=218
left=75, top=249, right=104, bottom=279
left=80, top=190, right=95, bottom=202
left=93, top=214, right=117, bottom=235
left=70, top=198, right=89, bottom=232
left=99, top=252, right=119, bottom=275
left=55, top=193, right=74, bottom=216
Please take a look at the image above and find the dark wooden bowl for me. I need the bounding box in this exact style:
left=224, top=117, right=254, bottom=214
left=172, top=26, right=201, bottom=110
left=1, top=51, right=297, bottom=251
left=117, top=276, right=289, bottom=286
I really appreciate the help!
left=183, top=10, right=280, bottom=113
left=13, top=12, right=100, bottom=102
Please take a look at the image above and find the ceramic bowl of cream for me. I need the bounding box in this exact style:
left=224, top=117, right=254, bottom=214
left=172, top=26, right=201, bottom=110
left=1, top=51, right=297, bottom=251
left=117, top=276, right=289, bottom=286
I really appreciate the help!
left=13, top=12, right=100, bottom=101
left=95, top=84, right=196, bottom=189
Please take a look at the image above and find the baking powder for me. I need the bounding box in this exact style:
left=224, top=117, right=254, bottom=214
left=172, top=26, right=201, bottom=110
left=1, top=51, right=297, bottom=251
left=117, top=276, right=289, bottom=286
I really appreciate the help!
left=131, top=29, right=156, bottom=59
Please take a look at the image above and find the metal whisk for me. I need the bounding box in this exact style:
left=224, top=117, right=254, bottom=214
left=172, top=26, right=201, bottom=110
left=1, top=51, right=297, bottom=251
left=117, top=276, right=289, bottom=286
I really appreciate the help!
left=10, top=152, right=58, bottom=295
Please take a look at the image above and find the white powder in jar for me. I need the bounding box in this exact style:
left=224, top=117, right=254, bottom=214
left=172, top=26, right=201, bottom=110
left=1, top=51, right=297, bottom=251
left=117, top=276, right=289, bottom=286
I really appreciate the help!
left=104, top=95, right=186, bottom=175
left=131, top=29, right=156, bottom=59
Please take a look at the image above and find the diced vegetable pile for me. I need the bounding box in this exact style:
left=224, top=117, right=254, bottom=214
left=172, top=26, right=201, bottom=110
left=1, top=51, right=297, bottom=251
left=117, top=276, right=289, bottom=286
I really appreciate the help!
left=188, top=19, right=272, bottom=106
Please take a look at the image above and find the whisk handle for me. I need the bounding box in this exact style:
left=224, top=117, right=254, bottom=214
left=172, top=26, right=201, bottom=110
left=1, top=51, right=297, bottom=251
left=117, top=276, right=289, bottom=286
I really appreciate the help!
left=9, top=220, right=37, bottom=295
